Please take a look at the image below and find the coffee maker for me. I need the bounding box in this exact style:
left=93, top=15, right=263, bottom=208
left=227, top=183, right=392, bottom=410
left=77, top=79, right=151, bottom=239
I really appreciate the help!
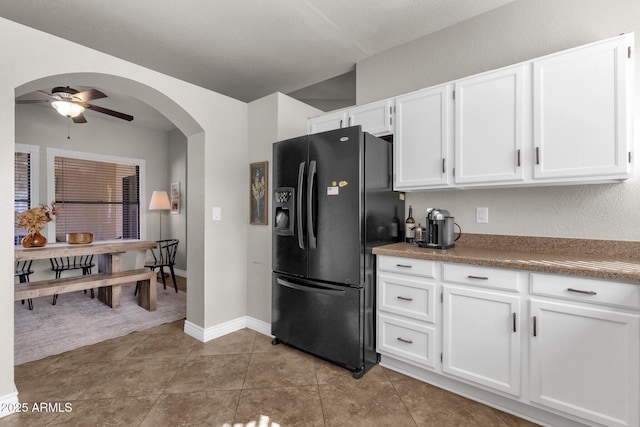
left=419, top=208, right=458, bottom=249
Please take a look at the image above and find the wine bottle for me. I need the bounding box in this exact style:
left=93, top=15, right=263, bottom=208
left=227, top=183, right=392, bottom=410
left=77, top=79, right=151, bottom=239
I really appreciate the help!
left=415, top=223, right=423, bottom=243
left=405, top=205, right=415, bottom=243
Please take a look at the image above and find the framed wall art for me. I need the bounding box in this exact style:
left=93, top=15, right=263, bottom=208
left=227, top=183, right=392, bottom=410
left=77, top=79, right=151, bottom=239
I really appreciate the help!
left=171, top=198, right=180, bottom=214
left=170, top=182, right=180, bottom=199
left=250, top=161, right=268, bottom=225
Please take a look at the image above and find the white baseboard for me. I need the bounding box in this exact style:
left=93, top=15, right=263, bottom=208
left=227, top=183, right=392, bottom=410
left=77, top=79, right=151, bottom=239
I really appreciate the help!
left=184, top=316, right=272, bottom=342
left=380, top=355, right=588, bottom=427
left=174, top=268, right=186, bottom=277
left=245, top=317, right=271, bottom=336
left=0, top=390, right=19, bottom=418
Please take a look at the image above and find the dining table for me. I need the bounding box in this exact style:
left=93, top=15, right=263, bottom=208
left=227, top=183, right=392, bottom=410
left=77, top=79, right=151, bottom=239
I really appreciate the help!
left=15, top=239, right=158, bottom=309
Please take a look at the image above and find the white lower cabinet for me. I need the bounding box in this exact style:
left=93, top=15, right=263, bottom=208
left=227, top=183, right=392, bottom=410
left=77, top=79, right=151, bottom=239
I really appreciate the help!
left=376, top=257, right=438, bottom=370
left=530, top=299, right=640, bottom=427
left=378, top=313, right=436, bottom=369
left=376, top=255, right=640, bottom=427
left=442, top=286, right=521, bottom=396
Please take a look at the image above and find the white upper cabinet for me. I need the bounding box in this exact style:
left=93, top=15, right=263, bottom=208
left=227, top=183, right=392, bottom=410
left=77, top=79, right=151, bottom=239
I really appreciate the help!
left=308, top=109, right=348, bottom=134
left=454, top=65, right=527, bottom=185
left=533, top=35, right=633, bottom=181
left=348, top=98, right=394, bottom=136
left=309, top=34, right=634, bottom=190
left=394, top=85, right=452, bottom=190
left=308, top=99, right=394, bottom=136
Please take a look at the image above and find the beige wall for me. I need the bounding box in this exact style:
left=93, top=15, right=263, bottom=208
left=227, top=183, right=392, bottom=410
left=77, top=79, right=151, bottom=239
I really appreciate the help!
left=246, top=92, right=321, bottom=324
left=168, top=129, right=188, bottom=271
left=14, top=104, right=171, bottom=278
left=0, top=17, right=247, bottom=404
left=356, top=0, right=640, bottom=241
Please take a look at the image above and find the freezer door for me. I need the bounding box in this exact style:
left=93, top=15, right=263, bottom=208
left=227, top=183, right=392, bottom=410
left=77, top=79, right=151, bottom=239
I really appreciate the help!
left=308, top=127, right=363, bottom=285
left=272, top=136, right=308, bottom=277
left=271, top=273, right=363, bottom=371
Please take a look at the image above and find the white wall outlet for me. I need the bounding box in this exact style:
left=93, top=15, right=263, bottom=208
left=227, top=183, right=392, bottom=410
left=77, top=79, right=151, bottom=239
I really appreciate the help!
left=476, top=207, right=489, bottom=224
left=212, top=206, right=222, bottom=221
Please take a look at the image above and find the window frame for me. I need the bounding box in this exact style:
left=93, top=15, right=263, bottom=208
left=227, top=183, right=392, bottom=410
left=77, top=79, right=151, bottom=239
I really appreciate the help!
left=14, top=144, right=40, bottom=245
left=46, top=147, right=147, bottom=242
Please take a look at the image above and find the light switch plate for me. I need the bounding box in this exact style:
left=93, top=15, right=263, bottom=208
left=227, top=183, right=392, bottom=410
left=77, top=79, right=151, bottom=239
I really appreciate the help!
left=212, top=207, right=222, bottom=221
left=476, top=207, right=488, bottom=224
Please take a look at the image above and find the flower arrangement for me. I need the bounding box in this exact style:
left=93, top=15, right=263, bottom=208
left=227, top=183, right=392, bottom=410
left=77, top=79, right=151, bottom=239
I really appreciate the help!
left=16, top=203, right=56, bottom=235
left=251, top=169, right=265, bottom=218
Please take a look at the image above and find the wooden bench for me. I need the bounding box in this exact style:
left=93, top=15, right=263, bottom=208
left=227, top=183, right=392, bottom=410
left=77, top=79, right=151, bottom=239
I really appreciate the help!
left=14, top=268, right=157, bottom=311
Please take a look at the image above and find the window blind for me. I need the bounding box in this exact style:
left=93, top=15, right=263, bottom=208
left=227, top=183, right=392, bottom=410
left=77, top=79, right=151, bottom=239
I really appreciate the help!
left=14, top=152, right=31, bottom=245
left=54, top=156, right=140, bottom=242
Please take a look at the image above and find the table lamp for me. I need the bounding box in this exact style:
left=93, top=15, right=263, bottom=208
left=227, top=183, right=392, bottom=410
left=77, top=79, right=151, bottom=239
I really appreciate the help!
left=149, top=190, right=171, bottom=241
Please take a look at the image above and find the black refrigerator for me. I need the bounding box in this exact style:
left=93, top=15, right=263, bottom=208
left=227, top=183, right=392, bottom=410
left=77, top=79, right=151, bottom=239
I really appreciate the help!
left=271, top=126, right=404, bottom=379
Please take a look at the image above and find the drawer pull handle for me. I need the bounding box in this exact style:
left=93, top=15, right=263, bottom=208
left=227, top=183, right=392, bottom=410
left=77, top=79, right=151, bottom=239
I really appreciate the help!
left=396, top=337, right=413, bottom=344
left=397, top=296, right=413, bottom=301
left=467, top=275, right=489, bottom=280
left=567, top=288, right=597, bottom=296
left=396, top=264, right=412, bottom=268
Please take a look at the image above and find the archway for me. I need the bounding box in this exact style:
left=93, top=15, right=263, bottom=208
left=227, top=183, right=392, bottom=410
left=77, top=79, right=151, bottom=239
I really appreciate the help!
left=14, top=72, right=205, bottom=342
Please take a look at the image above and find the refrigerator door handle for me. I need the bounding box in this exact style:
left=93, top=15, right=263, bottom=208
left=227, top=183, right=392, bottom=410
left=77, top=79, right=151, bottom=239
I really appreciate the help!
left=276, top=277, right=346, bottom=296
left=307, top=160, right=317, bottom=249
left=297, top=161, right=306, bottom=249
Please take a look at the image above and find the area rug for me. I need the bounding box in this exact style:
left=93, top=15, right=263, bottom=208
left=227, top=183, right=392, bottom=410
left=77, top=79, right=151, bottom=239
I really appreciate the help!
left=14, top=282, right=187, bottom=365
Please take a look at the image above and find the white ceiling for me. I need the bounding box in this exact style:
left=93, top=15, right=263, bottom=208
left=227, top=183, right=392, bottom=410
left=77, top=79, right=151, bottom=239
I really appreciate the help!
left=2, top=0, right=515, bottom=130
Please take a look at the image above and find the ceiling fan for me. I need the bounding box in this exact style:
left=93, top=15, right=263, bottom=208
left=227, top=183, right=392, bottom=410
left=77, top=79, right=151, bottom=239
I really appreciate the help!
left=15, top=86, right=134, bottom=123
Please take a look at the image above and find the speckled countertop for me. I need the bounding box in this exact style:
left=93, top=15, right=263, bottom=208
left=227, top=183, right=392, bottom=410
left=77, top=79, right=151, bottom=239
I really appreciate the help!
left=372, top=234, right=640, bottom=284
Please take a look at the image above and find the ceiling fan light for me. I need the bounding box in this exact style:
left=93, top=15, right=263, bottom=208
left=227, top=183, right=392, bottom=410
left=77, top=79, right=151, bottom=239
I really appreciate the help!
left=51, top=100, right=85, bottom=118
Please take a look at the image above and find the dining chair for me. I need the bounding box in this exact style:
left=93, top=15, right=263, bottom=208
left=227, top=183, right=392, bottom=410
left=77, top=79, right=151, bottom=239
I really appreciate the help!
left=137, top=239, right=179, bottom=294
left=15, top=260, right=34, bottom=310
left=49, top=255, right=95, bottom=304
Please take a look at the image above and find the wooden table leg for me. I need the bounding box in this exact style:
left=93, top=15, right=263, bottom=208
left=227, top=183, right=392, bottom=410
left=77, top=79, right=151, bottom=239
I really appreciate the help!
left=136, top=274, right=157, bottom=311
left=97, top=253, right=122, bottom=309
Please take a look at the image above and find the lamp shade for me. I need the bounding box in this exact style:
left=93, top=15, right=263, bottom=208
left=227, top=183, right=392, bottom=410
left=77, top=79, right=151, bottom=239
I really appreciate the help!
left=149, top=191, right=171, bottom=210
left=51, top=100, right=85, bottom=118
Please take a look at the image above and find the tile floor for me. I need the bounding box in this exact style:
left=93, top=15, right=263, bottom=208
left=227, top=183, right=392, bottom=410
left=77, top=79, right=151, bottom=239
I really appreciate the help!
left=2, top=320, right=539, bottom=426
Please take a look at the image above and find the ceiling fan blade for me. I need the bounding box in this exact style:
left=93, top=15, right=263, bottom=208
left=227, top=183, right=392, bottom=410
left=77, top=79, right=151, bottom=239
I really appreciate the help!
left=86, top=104, right=133, bottom=121
left=37, top=89, right=60, bottom=99
left=15, top=99, right=52, bottom=104
left=75, top=89, right=107, bottom=102
left=72, top=113, right=87, bottom=124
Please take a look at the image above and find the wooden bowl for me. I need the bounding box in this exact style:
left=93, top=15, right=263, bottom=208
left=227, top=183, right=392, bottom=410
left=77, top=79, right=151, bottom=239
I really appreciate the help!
left=66, top=232, right=94, bottom=244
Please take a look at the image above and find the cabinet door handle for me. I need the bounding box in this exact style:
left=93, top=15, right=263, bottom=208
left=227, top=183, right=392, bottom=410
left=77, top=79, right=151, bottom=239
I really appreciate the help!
left=513, top=312, right=517, bottom=333
left=397, top=296, right=413, bottom=301
left=339, top=119, right=343, bottom=128
left=348, top=117, right=352, bottom=126
left=567, top=288, right=597, bottom=296
left=517, top=149, right=521, bottom=167
left=467, top=275, right=488, bottom=280
left=533, top=316, right=537, bottom=337
left=442, top=158, right=446, bottom=174
left=397, top=337, right=413, bottom=344
left=536, top=147, right=540, bottom=165
left=396, top=264, right=412, bottom=268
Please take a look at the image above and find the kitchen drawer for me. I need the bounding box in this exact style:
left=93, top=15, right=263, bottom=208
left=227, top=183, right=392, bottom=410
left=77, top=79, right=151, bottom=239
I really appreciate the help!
left=378, top=272, right=436, bottom=322
left=377, top=313, right=436, bottom=369
left=531, top=273, right=640, bottom=310
left=378, top=256, right=436, bottom=278
left=442, top=263, right=520, bottom=292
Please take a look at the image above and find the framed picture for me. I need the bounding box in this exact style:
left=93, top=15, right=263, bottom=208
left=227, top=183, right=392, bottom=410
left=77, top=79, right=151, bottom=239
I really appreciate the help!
left=171, top=198, right=180, bottom=214
left=250, top=161, right=268, bottom=225
left=170, top=182, right=180, bottom=199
